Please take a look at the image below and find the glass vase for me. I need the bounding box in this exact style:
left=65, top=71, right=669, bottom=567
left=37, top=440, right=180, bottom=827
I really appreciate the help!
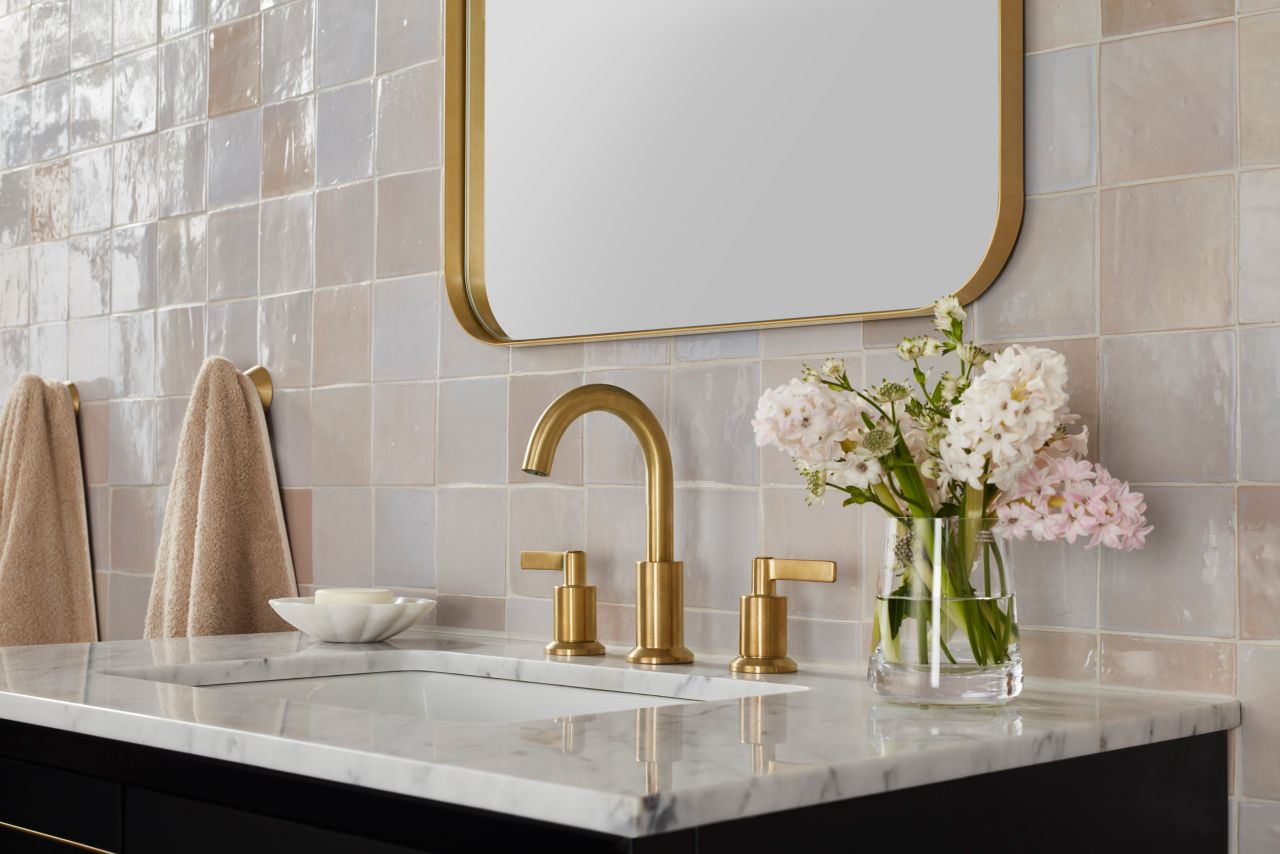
left=867, top=517, right=1021, bottom=704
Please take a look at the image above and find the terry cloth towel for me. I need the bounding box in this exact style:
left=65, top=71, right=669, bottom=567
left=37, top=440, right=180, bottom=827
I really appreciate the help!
left=0, top=375, right=97, bottom=646
left=145, top=358, right=297, bottom=638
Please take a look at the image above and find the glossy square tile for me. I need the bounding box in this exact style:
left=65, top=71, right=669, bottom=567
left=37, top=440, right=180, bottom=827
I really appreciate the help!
left=0, top=170, right=30, bottom=249
left=372, top=381, right=434, bottom=485
left=676, top=487, right=759, bottom=611
left=511, top=342, right=583, bottom=374
left=110, top=223, right=157, bottom=311
left=435, top=595, right=504, bottom=632
left=435, top=487, right=505, bottom=596
left=257, top=291, right=311, bottom=388
left=375, top=62, right=438, bottom=174
left=204, top=299, right=256, bottom=371
left=0, top=326, right=27, bottom=392
left=261, top=97, right=315, bottom=197
left=372, top=274, right=437, bottom=381
left=30, top=321, right=66, bottom=377
left=269, top=388, right=309, bottom=486
left=1241, top=327, right=1280, bottom=482
left=507, top=486, right=584, bottom=598
left=68, top=234, right=110, bottom=318
left=156, top=214, right=206, bottom=306
left=1099, top=633, right=1235, bottom=694
left=30, top=77, right=69, bottom=160
left=310, top=384, right=371, bottom=485
left=111, top=135, right=158, bottom=225
left=112, top=48, right=157, bottom=140
left=160, top=0, right=206, bottom=38
left=1241, top=168, right=1280, bottom=324
left=69, top=62, right=111, bottom=151
left=29, top=0, right=69, bottom=81
left=1242, top=13, right=1280, bottom=166
left=67, top=315, right=110, bottom=398
left=1025, top=46, right=1096, bottom=193
left=207, top=204, right=258, bottom=299
left=208, top=0, right=254, bottom=25
left=315, top=181, right=373, bottom=287
left=109, top=486, right=159, bottom=572
left=69, top=147, right=111, bottom=235
left=78, top=401, right=108, bottom=480
left=30, top=239, right=68, bottom=323
left=316, top=80, right=372, bottom=186
left=0, top=91, right=30, bottom=169
left=259, top=193, right=312, bottom=294
left=1241, top=487, right=1280, bottom=639
left=207, top=110, right=261, bottom=209
left=108, top=309, right=154, bottom=396
left=509, top=372, right=583, bottom=485
left=158, top=32, right=208, bottom=129
left=316, top=0, right=373, bottom=87
left=262, top=0, right=312, bottom=103
left=1241, top=802, right=1280, bottom=854
left=0, top=10, right=30, bottom=94
left=31, top=157, right=70, bottom=242
left=113, top=0, right=157, bottom=54
left=70, top=0, right=111, bottom=69
left=158, top=124, right=207, bottom=217
left=1025, top=0, right=1099, bottom=52
left=1017, top=629, right=1097, bottom=681
left=1240, top=645, right=1280, bottom=799
left=207, top=16, right=260, bottom=117
left=1101, top=0, right=1232, bottom=36
left=584, top=338, right=670, bottom=368
left=154, top=395, right=188, bottom=484
left=760, top=322, right=860, bottom=358
left=311, top=487, right=372, bottom=586
left=375, top=170, right=438, bottom=277
left=671, top=362, right=759, bottom=484
left=376, top=0, right=438, bottom=74
left=673, top=330, right=758, bottom=363
left=104, top=572, right=152, bottom=640
left=436, top=377, right=507, bottom=484
left=1008, top=537, right=1098, bottom=629
left=312, top=283, right=369, bottom=385
left=106, top=398, right=154, bottom=484
left=0, top=248, right=29, bottom=327
left=374, top=488, right=434, bottom=589
left=155, top=305, right=203, bottom=396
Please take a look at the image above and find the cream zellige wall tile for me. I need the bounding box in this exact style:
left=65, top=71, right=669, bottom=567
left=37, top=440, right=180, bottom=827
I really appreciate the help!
left=1241, top=168, right=1280, bottom=324
left=316, top=0, right=374, bottom=87
left=1241, top=12, right=1280, bottom=166
left=1101, top=0, right=1233, bottom=36
left=156, top=216, right=207, bottom=307
left=1025, top=0, right=1099, bottom=52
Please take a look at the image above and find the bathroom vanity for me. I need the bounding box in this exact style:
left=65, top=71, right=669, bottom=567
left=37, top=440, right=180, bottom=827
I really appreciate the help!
left=0, top=630, right=1237, bottom=853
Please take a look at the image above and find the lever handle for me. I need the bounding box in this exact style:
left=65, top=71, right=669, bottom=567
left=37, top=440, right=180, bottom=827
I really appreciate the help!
left=520, top=550, right=588, bottom=588
left=518, top=550, right=601, bottom=656
left=751, top=557, right=836, bottom=595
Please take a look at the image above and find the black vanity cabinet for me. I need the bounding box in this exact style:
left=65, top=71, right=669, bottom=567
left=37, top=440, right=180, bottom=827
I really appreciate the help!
left=0, top=718, right=1228, bottom=853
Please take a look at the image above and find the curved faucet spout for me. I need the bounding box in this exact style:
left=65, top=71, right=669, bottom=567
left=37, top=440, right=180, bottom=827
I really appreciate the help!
left=522, top=384, right=673, bottom=564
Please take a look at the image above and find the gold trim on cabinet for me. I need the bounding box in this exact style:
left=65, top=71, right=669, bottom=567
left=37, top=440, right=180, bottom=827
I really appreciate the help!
left=0, top=819, right=116, bottom=853
left=443, top=0, right=1024, bottom=346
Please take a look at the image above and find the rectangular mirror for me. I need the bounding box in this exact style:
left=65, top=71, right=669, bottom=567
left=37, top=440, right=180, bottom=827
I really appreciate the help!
left=444, top=0, right=1023, bottom=345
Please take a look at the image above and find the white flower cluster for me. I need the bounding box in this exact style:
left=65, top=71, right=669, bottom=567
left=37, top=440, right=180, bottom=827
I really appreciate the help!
left=752, top=378, right=865, bottom=466
left=938, top=345, right=1070, bottom=492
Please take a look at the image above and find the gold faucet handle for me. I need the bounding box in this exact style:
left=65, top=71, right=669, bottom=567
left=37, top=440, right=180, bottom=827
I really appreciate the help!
left=751, top=557, right=836, bottom=595
left=520, top=550, right=588, bottom=587
left=732, top=557, right=837, bottom=675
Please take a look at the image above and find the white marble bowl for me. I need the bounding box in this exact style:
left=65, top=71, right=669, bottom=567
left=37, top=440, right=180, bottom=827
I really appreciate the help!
left=269, top=597, right=436, bottom=643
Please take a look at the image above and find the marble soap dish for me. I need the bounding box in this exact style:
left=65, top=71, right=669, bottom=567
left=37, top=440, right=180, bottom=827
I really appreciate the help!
left=270, top=594, right=436, bottom=643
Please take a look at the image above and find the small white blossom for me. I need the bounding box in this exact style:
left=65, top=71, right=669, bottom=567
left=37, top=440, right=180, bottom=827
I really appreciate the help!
left=933, top=296, right=966, bottom=331
left=821, top=358, right=846, bottom=379
left=828, top=455, right=884, bottom=490
left=752, top=378, right=870, bottom=466
left=897, top=337, right=924, bottom=361
left=921, top=337, right=943, bottom=357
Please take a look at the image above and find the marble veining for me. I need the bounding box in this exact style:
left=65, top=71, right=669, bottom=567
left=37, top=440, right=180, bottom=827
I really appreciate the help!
left=0, top=629, right=1240, bottom=838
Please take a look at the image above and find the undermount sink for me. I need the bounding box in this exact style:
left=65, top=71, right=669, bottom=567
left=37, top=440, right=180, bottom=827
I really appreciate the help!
left=110, top=646, right=804, bottom=725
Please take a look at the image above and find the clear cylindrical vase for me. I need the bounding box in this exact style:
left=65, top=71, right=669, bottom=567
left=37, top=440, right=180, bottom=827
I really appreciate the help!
left=867, top=517, right=1021, bottom=704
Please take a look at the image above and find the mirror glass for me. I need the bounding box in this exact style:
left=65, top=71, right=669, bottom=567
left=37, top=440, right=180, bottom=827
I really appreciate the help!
left=449, top=0, right=1022, bottom=343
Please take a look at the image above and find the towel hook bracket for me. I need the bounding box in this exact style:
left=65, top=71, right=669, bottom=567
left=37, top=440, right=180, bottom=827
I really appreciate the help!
left=245, top=366, right=273, bottom=412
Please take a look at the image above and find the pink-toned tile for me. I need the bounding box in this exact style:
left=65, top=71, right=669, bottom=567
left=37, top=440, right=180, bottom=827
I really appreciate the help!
left=281, top=487, right=312, bottom=584
left=1241, top=327, right=1280, bottom=482
left=507, top=485, right=584, bottom=598
left=113, top=0, right=157, bottom=53
left=1242, top=13, right=1280, bottom=166
left=69, top=147, right=111, bottom=235
left=261, top=97, right=315, bottom=197
left=372, top=274, right=437, bottom=381
left=108, top=309, right=154, bottom=396
left=761, top=488, right=860, bottom=620
left=310, top=384, right=370, bottom=485
left=671, top=363, right=759, bottom=484
left=67, top=316, right=109, bottom=399
left=68, top=234, right=111, bottom=318
left=153, top=395, right=187, bottom=484
left=1025, top=47, right=1097, bottom=193
left=1026, top=0, right=1099, bottom=52
left=1241, top=168, right=1280, bottom=324
left=372, top=381, right=434, bottom=485
left=112, top=47, right=156, bottom=139
left=1242, top=487, right=1280, bottom=639
left=1244, top=0, right=1280, bottom=10
left=70, top=63, right=112, bottom=151
left=110, top=223, right=157, bottom=311
left=1099, top=633, right=1234, bottom=693
left=1009, top=537, right=1098, bottom=629
left=317, top=80, right=373, bottom=185
left=511, top=342, right=583, bottom=373
left=158, top=124, right=207, bottom=217
left=584, top=486, right=643, bottom=605
left=583, top=368, right=669, bottom=486
left=207, top=111, right=261, bottom=208
left=31, top=77, right=69, bottom=160
left=504, top=596, right=553, bottom=640
left=434, top=595, right=504, bottom=632
left=158, top=31, right=207, bottom=128
left=78, top=400, right=109, bottom=483
left=676, top=487, right=759, bottom=612
left=1240, top=644, right=1280, bottom=798
left=1100, top=176, right=1233, bottom=334
left=509, top=372, right=583, bottom=485
left=1018, top=629, right=1097, bottom=681
left=105, top=572, right=152, bottom=640
left=375, top=62, right=438, bottom=174
left=312, top=283, right=369, bottom=385
left=1102, top=0, right=1232, bottom=36
left=268, top=388, right=310, bottom=487
left=375, top=0, right=438, bottom=73
left=311, top=487, right=372, bottom=586
left=1101, top=486, right=1235, bottom=637
left=156, top=214, right=206, bottom=306
left=257, top=291, right=310, bottom=388
left=316, top=0, right=373, bottom=86
left=315, top=181, right=373, bottom=286
left=435, top=487, right=505, bottom=596
left=373, top=488, right=433, bottom=589
left=107, top=398, right=155, bottom=484
left=436, top=377, right=506, bottom=484
left=155, top=305, right=203, bottom=396
left=204, top=298, right=256, bottom=367
left=261, top=0, right=313, bottom=102
left=375, top=170, right=439, bottom=277
left=208, top=204, right=258, bottom=299
left=71, top=0, right=112, bottom=69
left=31, top=157, right=70, bottom=242
left=259, top=193, right=312, bottom=293
left=112, top=135, right=158, bottom=225
left=30, top=240, right=68, bottom=323
left=1099, top=23, right=1235, bottom=183
left=0, top=170, right=29, bottom=249
left=1100, top=331, right=1235, bottom=482
left=208, top=16, right=260, bottom=117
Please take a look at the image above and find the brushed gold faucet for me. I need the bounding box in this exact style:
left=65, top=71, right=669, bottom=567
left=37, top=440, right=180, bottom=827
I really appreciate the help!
left=522, top=384, right=693, bottom=665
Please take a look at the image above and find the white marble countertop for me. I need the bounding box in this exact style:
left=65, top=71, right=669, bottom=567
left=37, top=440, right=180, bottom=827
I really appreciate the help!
left=0, top=629, right=1240, bottom=838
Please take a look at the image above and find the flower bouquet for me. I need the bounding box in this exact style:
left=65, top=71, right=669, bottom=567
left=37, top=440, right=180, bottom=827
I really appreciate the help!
left=753, top=298, right=1151, bottom=703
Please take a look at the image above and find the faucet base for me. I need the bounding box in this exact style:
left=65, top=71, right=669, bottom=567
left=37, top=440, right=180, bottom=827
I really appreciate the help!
left=626, top=646, right=694, bottom=665
left=729, top=655, right=797, bottom=674
left=545, top=639, right=606, bottom=656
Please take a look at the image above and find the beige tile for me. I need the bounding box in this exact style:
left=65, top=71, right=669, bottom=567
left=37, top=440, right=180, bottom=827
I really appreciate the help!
left=787, top=618, right=861, bottom=664
left=1026, top=0, right=1099, bottom=52
left=110, top=222, right=157, bottom=311
left=1102, top=0, right=1232, bottom=36
left=105, top=572, right=152, bottom=640
left=0, top=327, right=27, bottom=394
left=584, top=338, right=669, bottom=367
left=0, top=169, right=28, bottom=249
left=281, top=487, right=312, bottom=585
left=0, top=91, right=30, bottom=170
left=0, top=10, right=30, bottom=94
left=30, top=322, right=67, bottom=378
left=374, top=488, right=433, bottom=588
left=372, top=382, right=434, bottom=485
left=1100, top=177, right=1233, bottom=334
left=317, top=80, right=373, bottom=185
left=439, top=283, right=508, bottom=378
left=1241, top=327, right=1280, bottom=482
left=978, top=194, right=1096, bottom=340
left=435, top=487, right=506, bottom=596
left=112, top=47, right=156, bottom=139
left=311, top=487, right=372, bottom=586
left=435, top=595, right=504, bottom=632
left=79, top=401, right=108, bottom=483
left=509, top=372, right=583, bottom=485
left=1243, top=0, right=1280, bottom=10
left=109, top=309, right=154, bottom=396
left=257, top=291, right=310, bottom=388
left=153, top=395, right=187, bottom=484
left=70, top=63, right=112, bottom=151
left=1101, top=487, right=1235, bottom=637
left=160, top=0, right=206, bottom=38
left=583, top=369, right=669, bottom=485
left=310, top=384, right=370, bottom=485
left=31, top=77, right=69, bottom=160
left=372, top=274, right=438, bottom=381
left=209, top=0, right=254, bottom=25
left=508, top=486, right=584, bottom=598
left=1025, top=47, right=1097, bottom=193
left=436, top=377, right=506, bottom=484
left=261, top=97, right=315, bottom=197
left=158, top=31, right=207, bottom=129
left=316, top=0, right=374, bottom=86
left=504, top=596, right=553, bottom=640
left=376, top=170, right=439, bottom=277
left=30, top=0, right=69, bottom=81
left=1018, top=629, right=1097, bottom=681
left=1100, top=23, right=1235, bottom=183
left=68, top=316, right=110, bottom=400
left=673, top=330, right=758, bottom=362
left=511, top=342, right=583, bottom=373
left=69, top=234, right=111, bottom=318
left=1240, top=645, right=1280, bottom=798
left=113, top=0, right=157, bottom=53
left=376, top=0, right=438, bottom=73
left=261, top=0, right=313, bottom=102
left=1242, top=487, right=1280, bottom=639
left=69, top=147, right=111, bottom=235
left=157, top=124, right=206, bottom=217
left=31, top=158, right=70, bottom=242
left=208, top=204, right=257, bottom=299
left=315, top=181, right=373, bottom=286
left=259, top=193, right=312, bottom=293
left=677, top=487, right=759, bottom=611
left=205, top=298, right=256, bottom=367
left=1242, top=13, right=1280, bottom=166
left=207, top=111, right=260, bottom=208
left=208, top=17, right=260, bottom=117
left=112, top=135, right=158, bottom=225
left=155, top=305, right=203, bottom=396
left=312, top=283, right=369, bottom=385
left=584, top=486, right=644, bottom=606
left=72, top=0, right=113, bottom=69
left=31, top=241, right=68, bottom=323
left=1241, top=802, right=1280, bottom=854
left=375, top=62, right=438, bottom=174
left=1010, top=537, right=1098, bottom=629
left=156, top=214, right=206, bottom=306
left=107, top=398, right=154, bottom=484
left=761, top=489, right=860, bottom=620
left=1099, top=633, right=1234, bottom=693
left=761, top=322, right=860, bottom=358
left=0, top=248, right=29, bottom=328
left=671, top=363, right=759, bottom=484
left=268, top=389, right=310, bottom=489
left=1100, top=331, right=1235, bottom=482
left=1242, top=168, right=1280, bottom=323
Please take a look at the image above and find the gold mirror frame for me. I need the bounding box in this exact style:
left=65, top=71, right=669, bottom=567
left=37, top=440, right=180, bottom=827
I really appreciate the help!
left=443, top=0, right=1024, bottom=346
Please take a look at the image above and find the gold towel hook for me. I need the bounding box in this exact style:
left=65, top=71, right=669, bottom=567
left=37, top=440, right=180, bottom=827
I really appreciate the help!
left=245, top=366, right=273, bottom=412
left=64, top=381, right=80, bottom=414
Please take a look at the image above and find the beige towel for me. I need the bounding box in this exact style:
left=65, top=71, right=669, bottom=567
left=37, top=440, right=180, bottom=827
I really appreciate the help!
left=0, top=375, right=97, bottom=646
left=145, top=358, right=297, bottom=638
